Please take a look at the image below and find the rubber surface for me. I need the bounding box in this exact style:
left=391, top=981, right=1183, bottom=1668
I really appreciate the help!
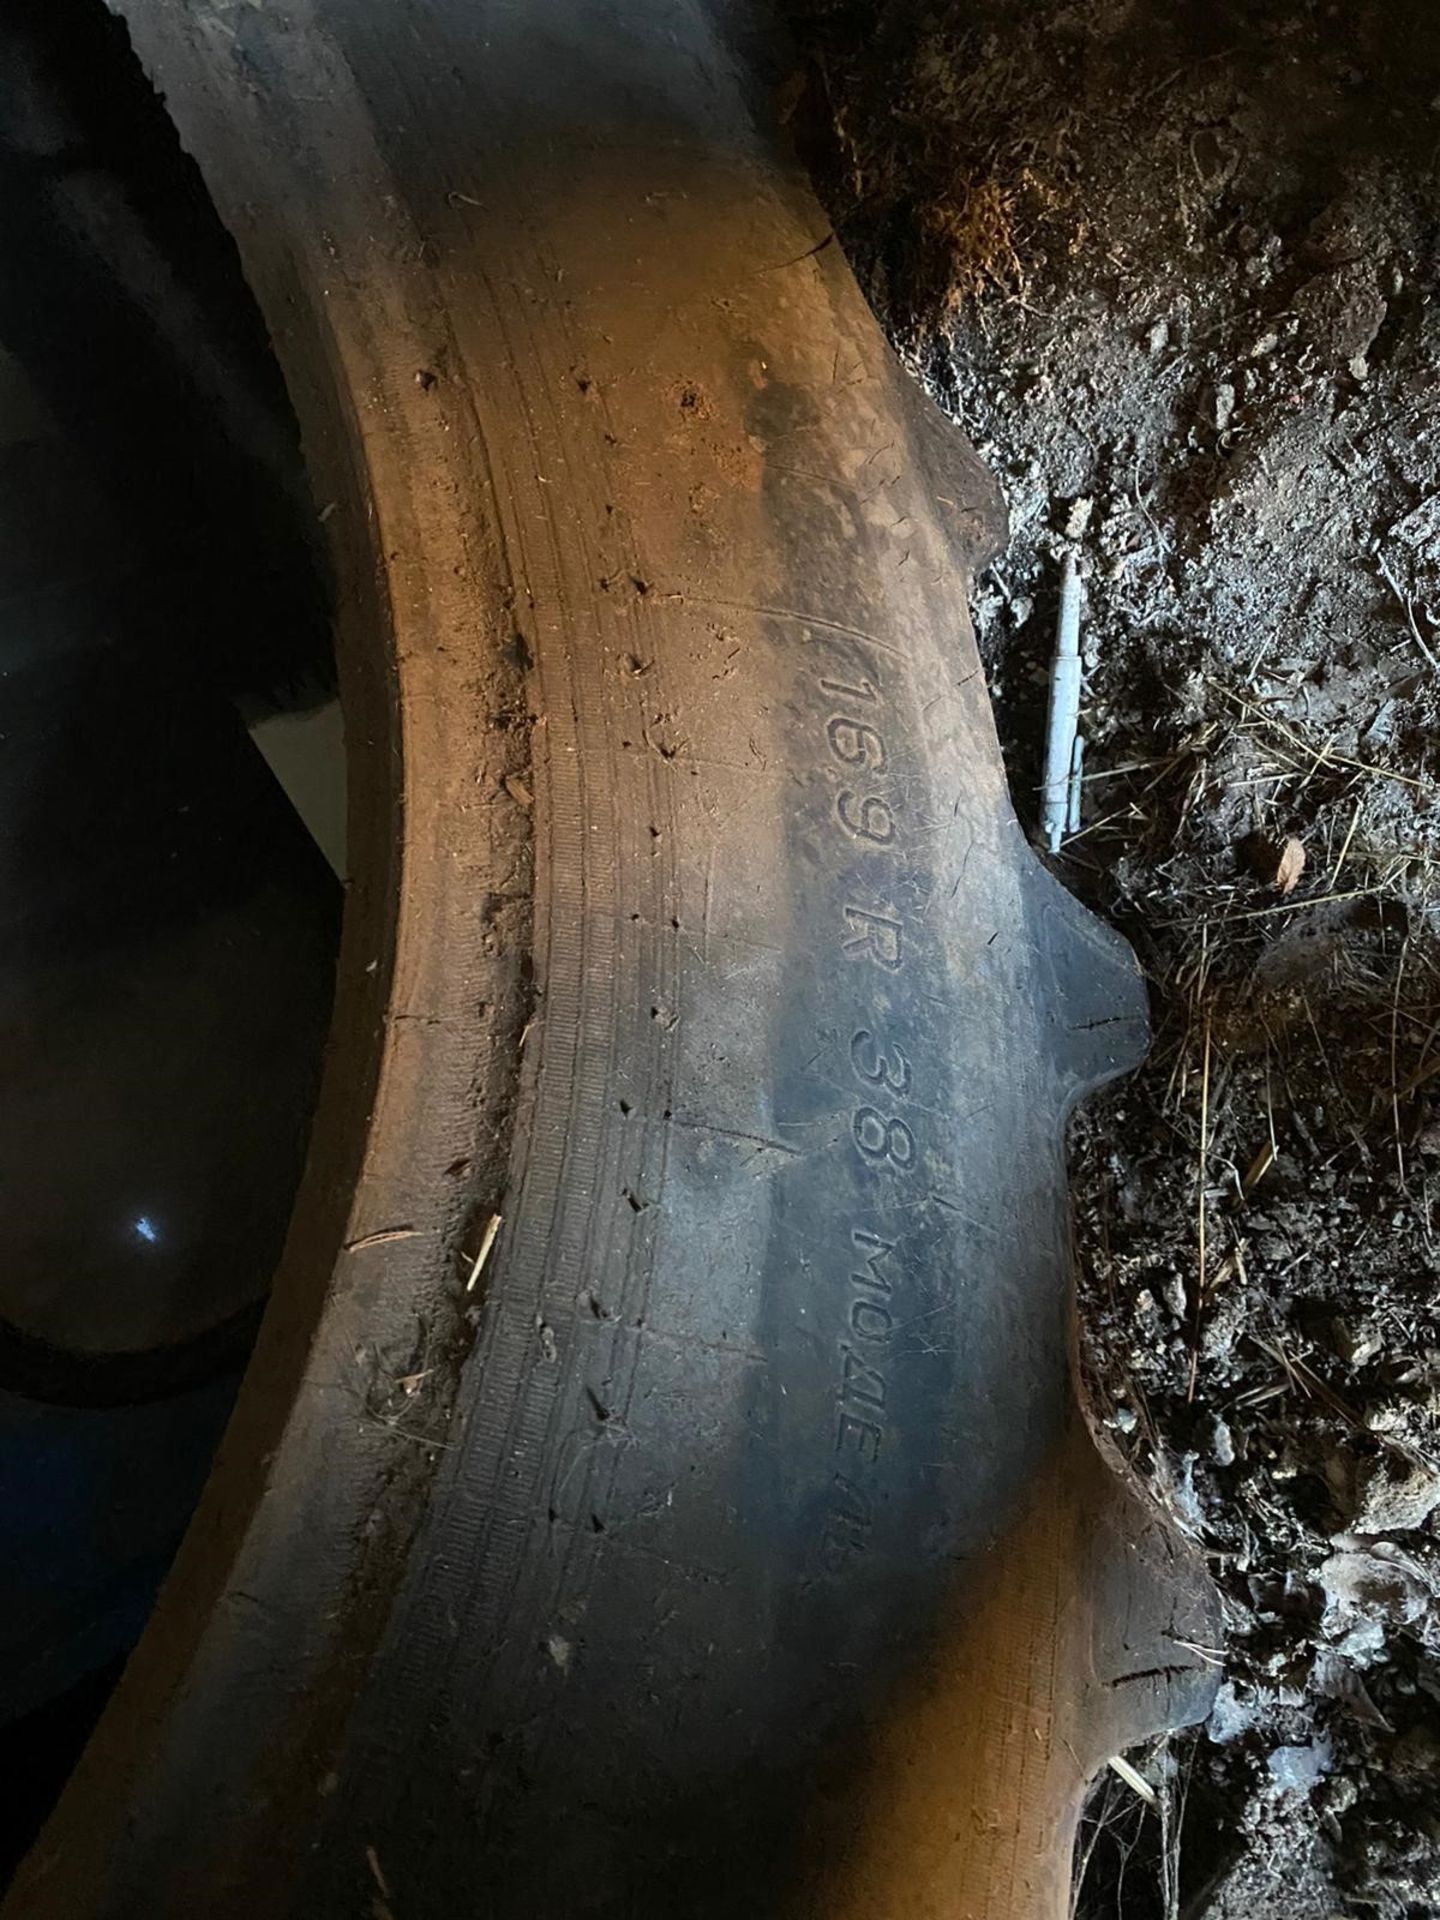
left=7, top=3, right=1216, bottom=1915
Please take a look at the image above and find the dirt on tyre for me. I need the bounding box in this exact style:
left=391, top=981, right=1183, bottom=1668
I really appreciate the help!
left=5, top=3, right=1216, bottom=1916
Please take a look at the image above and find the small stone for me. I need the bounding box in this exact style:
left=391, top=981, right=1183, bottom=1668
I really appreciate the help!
left=1340, top=1617, right=1387, bottom=1663
left=1147, top=318, right=1170, bottom=354
left=1158, top=1450, right=1205, bottom=1534
left=1064, top=496, right=1094, bottom=539
left=1162, top=1276, right=1187, bottom=1320
left=1112, top=1404, right=1138, bottom=1434
left=1331, top=1317, right=1380, bottom=1367
left=1314, top=1648, right=1391, bottom=1730
left=1320, top=1773, right=1359, bottom=1817
left=1214, top=381, right=1237, bottom=433
left=1208, top=1679, right=1255, bottom=1743
left=1352, top=1456, right=1440, bottom=1534
left=1267, top=1738, right=1331, bottom=1794
left=1320, top=1547, right=1429, bottom=1656
left=1201, top=1286, right=1246, bottom=1359
left=1212, top=1417, right=1235, bottom=1468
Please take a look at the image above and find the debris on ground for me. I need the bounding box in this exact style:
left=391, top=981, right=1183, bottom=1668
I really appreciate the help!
left=789, top=0, right=1440, bottom=1911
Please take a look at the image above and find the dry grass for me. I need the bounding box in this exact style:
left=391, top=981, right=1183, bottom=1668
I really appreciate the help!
left=925, top=173, right=1029, bottom=306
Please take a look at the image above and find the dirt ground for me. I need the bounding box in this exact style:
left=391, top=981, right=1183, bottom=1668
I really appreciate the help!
left=786, top=1, right=1440, bottom=1913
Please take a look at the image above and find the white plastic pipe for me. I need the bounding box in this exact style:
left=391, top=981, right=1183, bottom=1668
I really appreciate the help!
left=1067, top=730, right=1085, bottom=836
left=1041, top=553, right=1082, bottom=853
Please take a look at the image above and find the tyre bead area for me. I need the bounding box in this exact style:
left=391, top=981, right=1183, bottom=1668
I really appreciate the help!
left=7, top=4, right=1216, bottom=1917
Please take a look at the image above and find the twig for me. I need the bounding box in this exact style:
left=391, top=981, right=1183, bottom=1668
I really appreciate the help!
left=1392, top=937, right=1410, bottom=1194
left=1328, top=796, right=1364, bottom=891
left=465, top=1212, right=503, bottom=1291
left=1212, top=681, right=1430, bottom=789
left=1377, top=553, right=1440, bottom=673
left=1202, top=883, right=1392, bottom=925
left=1159, top=1743, right=1181, bottom=1920
left=1187, top=1005, right=1213, bottom=1404
left=1108, top=1753, right=1158, bottom=1806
